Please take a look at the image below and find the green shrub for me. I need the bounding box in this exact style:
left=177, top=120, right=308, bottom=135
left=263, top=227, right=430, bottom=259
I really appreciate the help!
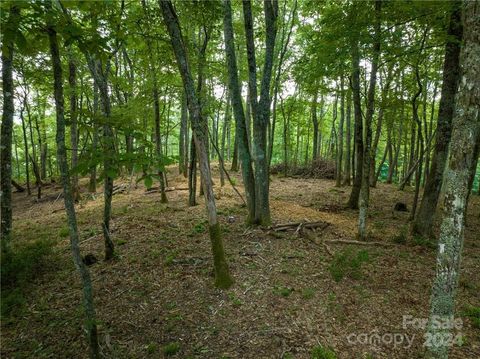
left=328, top=249, right=369, bottom=282
left=463, top=305, right=480, bottom=329
left=162, top=342, right=180, bottom=356
left=59, top=226, right=70, bottom=238
left=1, top=239, right=55, bottom=318
left=311, top=345, right=336, bottom=359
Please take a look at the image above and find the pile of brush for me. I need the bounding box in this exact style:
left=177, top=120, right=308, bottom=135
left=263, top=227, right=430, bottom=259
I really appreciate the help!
left=270, top=158, right=336, bottom=179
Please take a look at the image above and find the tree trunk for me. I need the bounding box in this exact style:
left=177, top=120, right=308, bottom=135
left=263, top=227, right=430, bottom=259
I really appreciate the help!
left=426, top=2, right=480, bottom=357
left=0, top=4, right=20, bottom=250
left=47, top=9, right=100, bottom=357
left=68, top=50, right=80, bottom=201
left=89, top=84, right=99, bottom=193
left=412, top=2, right=462, bottom=237
left=358, top=0, right=381, bottom=240
left=188, top=134, right=197, bottom=206
left=336, top=77, right=345, bottom=187
left=20, top=104, right=32, bottom=195
left=347, top=4, right=364, bottom=210
left=85, top=56, right=115, bottom=261
left=179, top=93, right=188, bottom=177
left=312, top=88, right=319, bottom=161
left=242, top=0, right=277, bottom=226
left=343, top=88, right=352, bottom=185
left=160, top=0, right=233, bottom=289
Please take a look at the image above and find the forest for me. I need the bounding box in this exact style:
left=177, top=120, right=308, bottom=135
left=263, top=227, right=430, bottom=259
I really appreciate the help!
left=0, top=0, right=479, bottom=358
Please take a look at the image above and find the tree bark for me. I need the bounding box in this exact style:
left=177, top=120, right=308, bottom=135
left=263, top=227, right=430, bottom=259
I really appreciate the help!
left=242, top=0, right=277, bottom=226
left=160, top=0, right=233, bottom=289
left=426, top=2, right=480, bottom=357
left=347, top=4, right=364, bottom=209
left=358, top=0, right=381, bottom=239
left=68, top=50, right=80, bottom=201
left=0, top=4, right=20, bottom=251
left=336, top=77, right=345, bottom=187
left=47, top=7, right=100, bottom=357
left=413, top=2, right=463, bottom=237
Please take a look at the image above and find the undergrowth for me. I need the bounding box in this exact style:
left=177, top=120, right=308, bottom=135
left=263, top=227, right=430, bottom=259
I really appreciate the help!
left=328, top=249, right=370, bottom=282
left=1, top=239, right=56, bottom=319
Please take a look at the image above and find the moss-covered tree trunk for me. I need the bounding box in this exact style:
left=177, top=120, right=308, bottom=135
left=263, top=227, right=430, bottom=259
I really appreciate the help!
left=426, top=1, right=480, bottom=357
left=0, top=4, right=20, bottom=252
left=413, top=2, right=462, bottom=237
left=47, top=5, right=100, bottom=357
left=223, top=0, right=256, bottom=224
left=242, top=0, right=277, bottom=226
left=160, top=0, right=233, bottom=289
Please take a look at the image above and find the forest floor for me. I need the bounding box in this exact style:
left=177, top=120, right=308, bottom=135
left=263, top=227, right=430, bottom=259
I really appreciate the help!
left=2, top=165, right=479, bottom=359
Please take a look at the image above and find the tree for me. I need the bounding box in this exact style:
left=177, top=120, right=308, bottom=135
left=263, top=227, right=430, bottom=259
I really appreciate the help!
left=426, top=2, right=480, bottom=358
left=46, top=2, right=100, bottom=356
left=412, top=2, right=463, bottom=237
left=159, top=0, right=233, bottom=289
left=1, top=3, right=20, bottom=252
left=358, top=0, right=382, bottom=239
left=223, top=0, right=256, bottom=224
left=242, top=0, right=278, bottom=226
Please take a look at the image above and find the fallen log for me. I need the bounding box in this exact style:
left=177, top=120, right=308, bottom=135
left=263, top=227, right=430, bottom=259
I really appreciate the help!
left=324, top=239, right=396, bottom=247
left=11, top=179, right=25, bottom=192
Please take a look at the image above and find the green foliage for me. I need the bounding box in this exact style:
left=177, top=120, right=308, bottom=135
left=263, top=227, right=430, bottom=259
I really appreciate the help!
left=463, top=305, right=480, bottom=329
left=273, top=286, right=294, bottom=297
left=162, top=342, right=180, bottom=356
left=228, top=293, right=242, bottom=307
left=301, top=287, right=316, bottom=300
left=145, top=342, right=157, bottom=354
left=328, top=249, right=370, bottom=282
left=1, top=240, right=55, bottom=318
left=311, top=345, right=337, bottom=359
left=58, top=226, right=70, bottom=238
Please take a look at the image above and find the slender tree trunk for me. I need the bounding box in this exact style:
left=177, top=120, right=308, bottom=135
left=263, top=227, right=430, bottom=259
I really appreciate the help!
left=410, top=65, right=424, bottom=221
left=358, top=0, right=381, bottom=240
left=231, top=132, right=238, bottom=171
left=427, top=3, right=480, bottom=357
left=343, top=88, right=352, bottom=185
left=68, top=50, right=80, bottom=201
left=179, top=93, right=188, bottom=177
left=413, top=2, right=462, bottom=237
left=47, top=9, right=100, bottom=358
left=160, top=0, right=233, bottom=288
left=312, top=88, right=319, bottom=161
left=336, top=77, right=345, bottom=187
left=188, top=134, right=197, bottom=206
left=20, top=105, right=32, bottom=195
left=89, top=84, right=99, bottom=193
left=85, top=56, right=115, bottom=261
left=347, top=4, right=364, bottom=209
left=0, top=4, right=20, bottom=250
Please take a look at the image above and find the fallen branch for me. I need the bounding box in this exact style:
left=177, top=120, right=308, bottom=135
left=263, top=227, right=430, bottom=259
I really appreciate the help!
left=324, top=239, right=396, bottom=247
left=144, top=186, right=188, bottom=194
left=271, top=221, right=329, bottom=232
left=11, top=179, right=25, bottom=192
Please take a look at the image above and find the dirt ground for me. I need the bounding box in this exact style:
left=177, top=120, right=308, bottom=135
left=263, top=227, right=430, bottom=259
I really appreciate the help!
left=2, top=165, right=479, bottom=358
